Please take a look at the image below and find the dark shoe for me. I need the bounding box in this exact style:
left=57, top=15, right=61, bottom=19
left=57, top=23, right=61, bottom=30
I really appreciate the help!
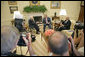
left=36, top=31, right=40, bottom=34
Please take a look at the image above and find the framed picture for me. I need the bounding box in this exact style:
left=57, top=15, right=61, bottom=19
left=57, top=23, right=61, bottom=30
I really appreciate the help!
left=81, top=1, right=84, bottom=6
left=8, top=1, right=17, bottom=5
left=51, top=1, right=61, bottom=9
left=9, top=6, right=18, bottom=14
left=29, top=1, right=40, bottom=6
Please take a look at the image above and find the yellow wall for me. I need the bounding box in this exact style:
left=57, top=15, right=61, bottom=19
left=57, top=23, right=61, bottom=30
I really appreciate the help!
left=1, top=1, right=81, bottom=26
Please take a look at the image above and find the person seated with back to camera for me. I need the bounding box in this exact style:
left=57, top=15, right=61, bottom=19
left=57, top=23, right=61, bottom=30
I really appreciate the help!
left=72, top=29, right=84, bottom=56
left=57, top=17, right=71, bottom=31
left=28, top=16, right=40, bottom=34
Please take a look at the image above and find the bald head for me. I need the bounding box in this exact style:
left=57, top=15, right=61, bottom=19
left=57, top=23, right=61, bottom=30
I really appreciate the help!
left=48, top=31, right=68, bottom=55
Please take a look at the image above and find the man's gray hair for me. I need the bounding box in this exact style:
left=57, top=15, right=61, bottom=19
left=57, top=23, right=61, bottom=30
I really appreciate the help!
left=1, top=26, right=20, bottom=54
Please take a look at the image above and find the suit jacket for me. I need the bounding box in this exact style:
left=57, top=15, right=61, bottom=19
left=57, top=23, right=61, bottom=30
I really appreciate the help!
left=28, top=19, right=35, bottom=28
left=42, top=17, right=51, bottom=25
left=63, top=20, right=71, bottom=29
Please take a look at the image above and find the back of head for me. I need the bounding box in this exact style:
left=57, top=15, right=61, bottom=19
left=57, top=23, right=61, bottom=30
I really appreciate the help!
left=1, top=26, right=20, bottom=55
left=48, top=31, right=68, bottom=55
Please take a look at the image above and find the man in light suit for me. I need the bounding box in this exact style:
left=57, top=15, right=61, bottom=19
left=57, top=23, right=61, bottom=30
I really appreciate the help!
left=42, top=14, right=52, bottom=32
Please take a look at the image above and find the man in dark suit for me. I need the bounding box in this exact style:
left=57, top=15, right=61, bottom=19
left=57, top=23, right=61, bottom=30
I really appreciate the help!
left=42, top=14, right=52, bottom=32
left=57, top=17, right=71, bottom=31
left=28, top=16, right=40, bottom=34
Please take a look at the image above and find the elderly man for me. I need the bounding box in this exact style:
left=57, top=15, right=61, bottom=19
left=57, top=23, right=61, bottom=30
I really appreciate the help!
left=57, top=17, right=71, bottom=31
left=42, top=14, right=52, bottom=32
left=28, top=16, right=40, bottom=34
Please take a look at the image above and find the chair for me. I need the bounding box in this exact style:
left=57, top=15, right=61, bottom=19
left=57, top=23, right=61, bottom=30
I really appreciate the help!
left=28, top=24, right=36, bottom=34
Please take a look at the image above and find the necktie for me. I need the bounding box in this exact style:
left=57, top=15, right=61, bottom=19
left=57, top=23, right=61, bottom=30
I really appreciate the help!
left=46, top=18, right=48, bottom=24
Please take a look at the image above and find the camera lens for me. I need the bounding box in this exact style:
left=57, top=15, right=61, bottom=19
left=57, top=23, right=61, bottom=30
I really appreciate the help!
left=22, top=33, right=26, bottom=37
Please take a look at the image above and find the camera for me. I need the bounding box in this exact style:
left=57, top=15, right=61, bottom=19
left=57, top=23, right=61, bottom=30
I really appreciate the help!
left=17, top=33, right=36, bottom=46
left=22, top=33, right=27, bottom=37
left=21, top=33, right=36, bottom=42
left=74, top=21, right=84, bottom=30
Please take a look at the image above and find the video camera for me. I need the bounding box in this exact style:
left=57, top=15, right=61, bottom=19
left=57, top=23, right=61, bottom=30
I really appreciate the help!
left=17, top=32, right=36, bottom=46
left=22, top=33, right=36, bottom=42
left=74, top=21, right=84, bottom=30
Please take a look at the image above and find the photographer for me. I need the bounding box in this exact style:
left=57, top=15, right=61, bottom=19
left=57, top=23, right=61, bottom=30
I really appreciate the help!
left=1, top=26, right=21, bottom=56
left=74, top=21, right=84, bottom=38
left=1, top=26, right=83, bottom=56
left=68, top=37, right=83, bottom=56
left=22, top=33, right=36, bottom=56
left=1, top=26, right=36, bottom=56
left=22, top=31, right=83, bottom=56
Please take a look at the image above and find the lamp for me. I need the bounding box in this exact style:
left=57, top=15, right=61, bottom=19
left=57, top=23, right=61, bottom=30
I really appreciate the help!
left=59, top=9, right=67, bottom=20
left=13, top=11, right=23, bottom=19
left=60, top=9, right=67, bottom=16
